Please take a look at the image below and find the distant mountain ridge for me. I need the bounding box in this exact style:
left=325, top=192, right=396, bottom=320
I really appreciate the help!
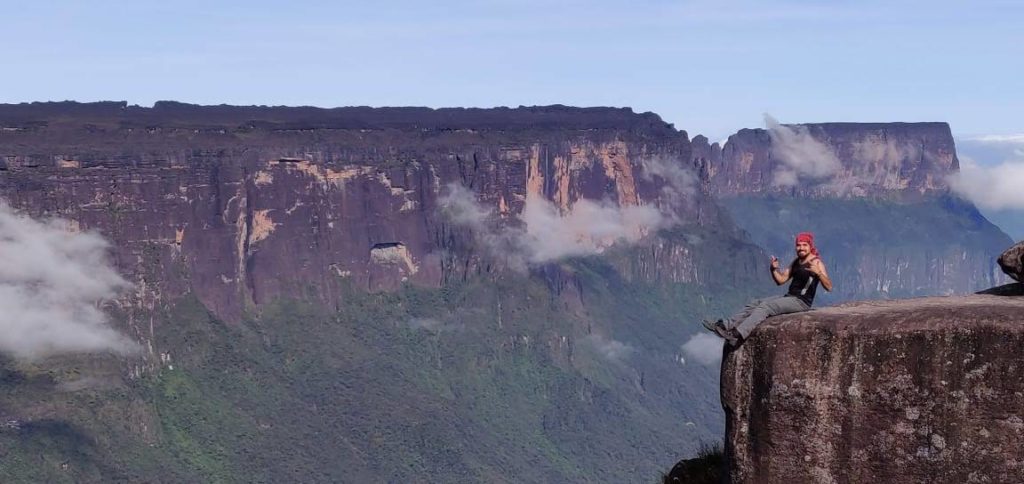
left=693, top=120, right=1009, bottom=302
left=695, top=121, right=959, bottom=198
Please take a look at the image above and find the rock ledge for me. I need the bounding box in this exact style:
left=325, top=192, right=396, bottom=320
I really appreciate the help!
left=723, top=294, right=1024, bottom=484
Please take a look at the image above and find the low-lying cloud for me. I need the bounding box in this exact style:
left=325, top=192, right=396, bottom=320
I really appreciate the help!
left=641, top=157, right=697, bottom=207
left=440, top=182, right=670, bottom=270
left=405, top=316, right=465, bottom=334
left=580, top=334, right=637, bottom=363
left=852, top=138, right=922, bottom=168
left=680, top=332, right=723, bottom=366
left=765, top=114, right=842, bottom=186
left=522, top=194, right=665, bottom=262
left=949, top=157, right=1024, bottom=211
left=0, top=204, right=138, bottom=361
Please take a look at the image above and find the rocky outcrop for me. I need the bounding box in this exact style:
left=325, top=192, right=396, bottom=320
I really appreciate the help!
left=722, top=294, right=1024, bottom=484
left=999, top=241, right=1024, bottom=282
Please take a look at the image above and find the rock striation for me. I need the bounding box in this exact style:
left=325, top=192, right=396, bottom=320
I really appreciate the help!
left=722, top=294, right=1024, bottom=483
left=0, top=102, right=732, bottom=326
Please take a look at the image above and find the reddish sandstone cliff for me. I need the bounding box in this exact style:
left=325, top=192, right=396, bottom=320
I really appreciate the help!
left=700, top=122, right=960, bottom=198
left=0, top=102, right=726, bottom=326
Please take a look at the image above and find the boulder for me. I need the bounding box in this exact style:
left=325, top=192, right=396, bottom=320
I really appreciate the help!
left=998, top=241, right=1024, bottom=282
left=722, top=295, right=1024, bottom=484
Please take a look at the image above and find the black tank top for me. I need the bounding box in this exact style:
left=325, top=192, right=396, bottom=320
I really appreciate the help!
left=787, top=258, right=820, bottom=306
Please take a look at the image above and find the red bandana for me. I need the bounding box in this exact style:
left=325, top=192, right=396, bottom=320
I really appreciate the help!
left=796, top=232, right=820, bottom=257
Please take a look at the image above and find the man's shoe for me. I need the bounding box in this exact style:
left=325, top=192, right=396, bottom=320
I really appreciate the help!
left=723, top=329, right=742, bottom=347
left=701, top=319, right=722, bottom=334
left=703, top=319, right=736, bottom=343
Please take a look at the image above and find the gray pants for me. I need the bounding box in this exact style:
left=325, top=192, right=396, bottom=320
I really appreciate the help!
left=725, top=295, right=810, bottom=338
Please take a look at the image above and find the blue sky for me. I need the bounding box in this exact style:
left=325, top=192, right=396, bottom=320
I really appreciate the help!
left=3, top=0, right=1021, bottom=140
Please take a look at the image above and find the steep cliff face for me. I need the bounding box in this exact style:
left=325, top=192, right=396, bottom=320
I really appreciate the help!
left=700, top=122, right=959, bottom=198
left=0, top=102, right=731, bottom=326
left=698, top=122, right=1011, bottom=301
left=722, top=294, right=1024, bottom=483
left=0, top=102, right=769, bottom=482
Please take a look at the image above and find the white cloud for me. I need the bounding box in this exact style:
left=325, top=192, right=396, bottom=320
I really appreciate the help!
left=949, top=157, right=1024, bottom=211
left=521, top=194, right=664, bottom=263
left=966, top=134, right=1024, bottom=144
left=852, top=138, right=921, bottom=168
left=765, top=114, right=842, bottom=187
left=439, top=182, right=671, bottom=269
left=680, top=332, right=723, bottom=366
left=958, top=134, right=1024, bottom=166
left=580, top=334, right=636, bottom=363
left=640, top=158, right=697, bottom=207
left=0, top=203, right=138, bottom=361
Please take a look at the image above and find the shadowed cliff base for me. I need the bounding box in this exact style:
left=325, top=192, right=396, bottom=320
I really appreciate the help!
left=722, top=294, right=1024, bottom=484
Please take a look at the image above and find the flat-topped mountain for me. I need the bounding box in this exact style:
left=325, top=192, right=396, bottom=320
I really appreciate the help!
left=696, top=121, right=960, bottom=198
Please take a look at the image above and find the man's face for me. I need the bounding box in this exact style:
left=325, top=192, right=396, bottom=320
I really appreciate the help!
left=795, top=241, right=811, bottom=258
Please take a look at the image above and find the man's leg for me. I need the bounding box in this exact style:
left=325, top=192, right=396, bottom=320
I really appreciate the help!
left=724, top=298, right=769, bottom=330
left=734, top=296, right=809, bottom=339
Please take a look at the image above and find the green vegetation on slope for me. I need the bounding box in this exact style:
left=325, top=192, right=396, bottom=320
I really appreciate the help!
left=0, top=227, right=770, bottom=483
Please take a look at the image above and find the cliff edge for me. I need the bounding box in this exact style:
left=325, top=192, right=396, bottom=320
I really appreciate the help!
left=722, top=293, right=1024, bottom=483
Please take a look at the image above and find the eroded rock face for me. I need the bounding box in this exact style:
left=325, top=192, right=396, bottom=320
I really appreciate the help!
left=999, top=241, right=1024, bottom=282
left=706, top=122, right=960, bottom=198
left=0, top=102, right=718, bottom=325
left=722, top=295, right=1024, bottom=484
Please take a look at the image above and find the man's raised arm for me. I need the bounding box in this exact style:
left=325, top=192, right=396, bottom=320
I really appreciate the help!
left=770, top=256, right=790, bottom=285
left=810, top=259, right=833, bottom=292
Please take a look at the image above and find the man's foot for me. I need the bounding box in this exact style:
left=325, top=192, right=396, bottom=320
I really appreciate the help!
left=702, top=319, right=737, bottom=343
left=701, top=319, right=724, bottom=334
left=723, top=329, right=742, bottom=347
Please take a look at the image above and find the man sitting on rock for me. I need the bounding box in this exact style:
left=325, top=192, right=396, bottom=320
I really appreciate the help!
left=703, top=232, right=833, bottom=346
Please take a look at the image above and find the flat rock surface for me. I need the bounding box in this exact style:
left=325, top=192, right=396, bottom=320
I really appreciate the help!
left=722, top=295, right=1024, bottom=484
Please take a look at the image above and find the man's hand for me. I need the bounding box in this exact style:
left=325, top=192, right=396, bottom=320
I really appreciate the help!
left=770, top=256, right=789, bottom=285
left=807, top=258, right=822, bottom=277
left=808, top=258, right=834, bottom=292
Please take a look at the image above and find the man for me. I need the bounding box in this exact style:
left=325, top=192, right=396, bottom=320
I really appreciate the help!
left=703, top=232, right=832, bottom=346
